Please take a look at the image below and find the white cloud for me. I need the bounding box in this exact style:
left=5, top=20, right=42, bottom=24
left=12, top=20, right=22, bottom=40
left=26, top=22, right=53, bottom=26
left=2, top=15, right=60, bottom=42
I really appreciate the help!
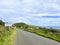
left=51, top=3, right=60, bottom=9
left=0, top=0, right=60, bottom=26
left=30, top=13, right=60, bottom=16
left=10, top=16, right=32, bottom=23
left=0, top=0, right=20, bottom=6
left=0, top=9, right=17, bottom=13
left=23, top=0, right=33, bottom=3
left=27, top=17, right=60, bottom=26
left=51, top=22, right=59, bottom=24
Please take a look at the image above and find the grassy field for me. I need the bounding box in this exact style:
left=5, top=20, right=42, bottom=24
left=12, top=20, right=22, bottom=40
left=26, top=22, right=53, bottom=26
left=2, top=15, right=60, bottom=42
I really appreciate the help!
left=0, top=25, right=16, bottom=45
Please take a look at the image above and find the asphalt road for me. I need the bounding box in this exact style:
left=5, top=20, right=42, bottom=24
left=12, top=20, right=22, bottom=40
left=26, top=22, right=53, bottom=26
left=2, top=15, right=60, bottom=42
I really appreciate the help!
left=14, top=30, right=60, bottom=45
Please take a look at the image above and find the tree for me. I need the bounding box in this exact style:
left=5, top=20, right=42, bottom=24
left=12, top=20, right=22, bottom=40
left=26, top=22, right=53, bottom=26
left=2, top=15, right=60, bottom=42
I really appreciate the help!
left=0, top=20, right=5, bottom=25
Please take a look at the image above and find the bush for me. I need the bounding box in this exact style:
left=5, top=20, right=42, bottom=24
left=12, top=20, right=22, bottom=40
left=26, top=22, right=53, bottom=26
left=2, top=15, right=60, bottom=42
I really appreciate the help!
left=0, top=26, right=16, bottom=45
left=0, top=20, right=5, bottom=26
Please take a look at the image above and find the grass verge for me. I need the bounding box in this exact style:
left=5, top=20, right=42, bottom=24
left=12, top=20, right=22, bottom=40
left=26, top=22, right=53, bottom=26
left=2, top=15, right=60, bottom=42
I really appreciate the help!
left=22, top=29, right=60, bottom=42
left=0, top=25, right=16, bottom=45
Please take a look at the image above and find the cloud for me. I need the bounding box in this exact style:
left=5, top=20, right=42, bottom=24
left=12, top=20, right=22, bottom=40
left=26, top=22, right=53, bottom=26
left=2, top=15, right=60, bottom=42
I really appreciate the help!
left=0, top=0, right=60, bottom=16
left=0, top=0, right=60, bottom=26
left=0, top=0, right=20, bottom=6
left=51, top=22, right=59, bottom=24
left=41, top=16, right=60, bottom=18
left=29, top=17, right=60, bottom=26
left=9, top=16, right=32, bottom=24
left=0, top=9, right=17, bottom=13
left=20, top=0, right=60, bottom=14
left=29, top=13, right=60, bottom=17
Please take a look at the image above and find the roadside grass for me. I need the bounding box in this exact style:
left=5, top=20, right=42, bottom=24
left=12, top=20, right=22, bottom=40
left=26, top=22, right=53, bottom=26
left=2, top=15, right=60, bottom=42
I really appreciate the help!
left=23, top=28, right=60, bottom=42
left=0, top=25, right=16, bottom=45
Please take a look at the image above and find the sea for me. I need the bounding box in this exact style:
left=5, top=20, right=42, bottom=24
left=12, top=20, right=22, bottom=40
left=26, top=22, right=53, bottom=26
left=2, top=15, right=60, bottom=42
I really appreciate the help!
left=43, top=26, right=60, bottom=30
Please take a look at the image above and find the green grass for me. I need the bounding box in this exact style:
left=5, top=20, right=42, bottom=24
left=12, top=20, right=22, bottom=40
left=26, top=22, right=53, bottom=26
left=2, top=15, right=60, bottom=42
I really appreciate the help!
left=0, top=25, right=16, bottom=45
left=19, top=26, right=60, bottom=42
left=23, top=28, right=60, bottom=42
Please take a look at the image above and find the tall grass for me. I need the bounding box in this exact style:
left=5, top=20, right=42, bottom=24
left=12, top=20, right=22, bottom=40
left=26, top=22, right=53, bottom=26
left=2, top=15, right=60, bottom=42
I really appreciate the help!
left=23, top=26, right=60, bottom=42
left=0, top=25, right=16, bottom=45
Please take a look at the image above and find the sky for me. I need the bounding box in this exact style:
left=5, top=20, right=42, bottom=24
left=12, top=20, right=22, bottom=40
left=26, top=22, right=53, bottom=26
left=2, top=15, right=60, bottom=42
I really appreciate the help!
left=0, top=0, right=60, bottom=26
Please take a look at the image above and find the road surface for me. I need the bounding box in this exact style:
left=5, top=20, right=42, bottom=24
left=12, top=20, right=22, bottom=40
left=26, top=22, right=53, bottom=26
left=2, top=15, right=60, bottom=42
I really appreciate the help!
left=14, top=30, right=60, bottom=45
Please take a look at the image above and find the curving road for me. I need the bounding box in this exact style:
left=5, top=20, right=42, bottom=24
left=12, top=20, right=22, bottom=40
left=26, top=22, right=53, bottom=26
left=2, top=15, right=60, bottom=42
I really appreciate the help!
left=14, top=30, right=60, bottom=45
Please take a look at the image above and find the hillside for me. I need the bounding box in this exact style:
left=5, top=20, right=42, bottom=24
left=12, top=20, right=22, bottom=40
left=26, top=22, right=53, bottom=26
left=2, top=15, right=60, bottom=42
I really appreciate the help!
left=13, top=22, right=60, bottom=42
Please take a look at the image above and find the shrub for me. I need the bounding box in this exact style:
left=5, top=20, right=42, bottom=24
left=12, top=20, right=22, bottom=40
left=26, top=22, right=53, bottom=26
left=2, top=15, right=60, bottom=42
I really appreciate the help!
left=0, top=26, right=16, bottom=45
